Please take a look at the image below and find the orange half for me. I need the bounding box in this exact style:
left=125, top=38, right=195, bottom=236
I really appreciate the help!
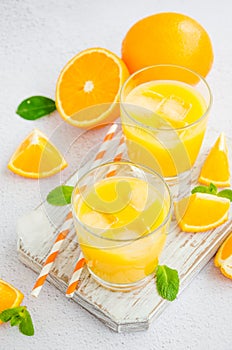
left=199, top=133, right=230, bottom=187
left=215, top=231, right=232, bottom=279
left=8, top=129, right=67, bottom=178
left=0, top=279, right=24, bottom=324
left=175, top=192, right=230, bottom=232
left=56, top=47, right=130, bottom=128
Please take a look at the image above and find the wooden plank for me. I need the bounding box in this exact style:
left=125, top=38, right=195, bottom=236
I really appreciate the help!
left=17, top=127, right=232, bottom=332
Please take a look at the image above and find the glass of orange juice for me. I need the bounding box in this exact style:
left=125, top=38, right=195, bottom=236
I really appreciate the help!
left=120, top=65, right=212, bottom=182
left=72, top=161, right=172, bottom=291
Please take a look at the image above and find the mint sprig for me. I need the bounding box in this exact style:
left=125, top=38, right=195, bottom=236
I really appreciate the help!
left=0, top=306, right=34, bottom=336
left=16, top=96, right=56, bottom=120
left=156, top=265, right=179, bottom=301
left=192, top=183, right=232, bottom=201
left=47, top=185, right=74, bottom=206
left=191, top=182, right=217, bottom=195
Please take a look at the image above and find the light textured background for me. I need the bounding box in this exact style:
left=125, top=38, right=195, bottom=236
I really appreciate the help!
left=0, top=1, right=232, bottom=349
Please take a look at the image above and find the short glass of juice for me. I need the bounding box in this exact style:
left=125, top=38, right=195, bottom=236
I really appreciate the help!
left=72, top=161, right=172, bottom=291
left=120, top=65, right=212, bottom=182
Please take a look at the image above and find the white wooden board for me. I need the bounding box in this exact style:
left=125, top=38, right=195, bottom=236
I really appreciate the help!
left=17, top=127, right=232, bottom=332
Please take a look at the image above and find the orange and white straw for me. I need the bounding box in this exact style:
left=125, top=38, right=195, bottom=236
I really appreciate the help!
left=66, top=133, right=125, bottom=298
left=31, top=212, right=73, bottom=297
left=65, top=252, right=85, bottom=297
left=91, top=122, right=118, bottom=168
left=31, top=123, right=120, bottom=298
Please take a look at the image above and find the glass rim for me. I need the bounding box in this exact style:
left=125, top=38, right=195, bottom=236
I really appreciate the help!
left=120, top=63, right=213, bottom=132
left=71, top=160, right=173, bottom=243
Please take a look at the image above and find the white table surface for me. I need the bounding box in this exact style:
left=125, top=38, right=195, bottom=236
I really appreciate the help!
left=0, top=1, right=232, bottom=349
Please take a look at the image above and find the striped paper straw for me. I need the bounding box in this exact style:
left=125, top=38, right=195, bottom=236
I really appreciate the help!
left=31, top=212, right=73, bottom=297
left=31, top=123, right=119, bottom=298
left=66, top=134, right=125, bottom=298
left=65, top=252, right=85, bottom=297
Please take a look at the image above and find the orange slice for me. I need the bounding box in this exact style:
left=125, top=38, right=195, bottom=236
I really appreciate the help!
left=199, top=133, right=230, bottom=187
left=215, top=231, right=232, bottom=279
left=56, top=47, right=130, bottom=128
left=8, top=129, right=67, bottom=178
left=0, top=279, right=24, bottom=324
left=174, top=193, right=230, bottom=232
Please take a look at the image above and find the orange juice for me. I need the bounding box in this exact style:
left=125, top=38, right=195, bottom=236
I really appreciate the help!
left=121, top=67, right=211, bottom=178
left=73, top=176, right=170, bottom=288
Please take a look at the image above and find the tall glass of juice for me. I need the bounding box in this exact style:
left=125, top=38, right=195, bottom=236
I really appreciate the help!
left=120, top=65, right=212, bottom=182
left=72, top=161, right=172, bottom=291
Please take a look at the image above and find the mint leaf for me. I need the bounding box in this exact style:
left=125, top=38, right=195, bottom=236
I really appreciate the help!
left=16, top=96, right=56, bottom=120
left=217, top=189, right=232, bottom=202
left=0, top=306, right=25, bottom=322
left=192, top=183, right=218, bottom=195
left=10, top=315, right=22, bottom=327
left=209, top=183, right=218, bottom=194
left=47, top=185, right=74, bottom=206
left=192, top=183, right=232, bottom=202
left=191, top=185, right=209, bottom=194
left=19, top=309, right=34, bottom=336
left=156, top=265, right=179, bottom=301
left=0, top=306, right=34, bottom=336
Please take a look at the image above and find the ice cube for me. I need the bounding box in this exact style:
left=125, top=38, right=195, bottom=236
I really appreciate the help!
left=126, top=90, right=164, bottom=114
left=81, top=211, right=116, bottom=229
left=130, top=181, right=149, bottom=212
left=156, top=95, right=192, bottom=122
left=142, top=90, right=164, bottom=106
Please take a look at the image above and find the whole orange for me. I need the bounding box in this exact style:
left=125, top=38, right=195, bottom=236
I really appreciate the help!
left=122, top=13, right=214, bottom=77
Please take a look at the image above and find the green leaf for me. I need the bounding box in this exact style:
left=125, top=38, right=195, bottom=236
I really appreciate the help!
left=10, top=315, right=22, bottom=327
left=156, top=265, right=179, bottom=301
left=191, top=185, right=209, bottom=194
left=208, top=183, right=218, bottom=194
left=191, top=183, right=218, bottom=195
left=192, top=183, right=232, bottom=201
left=0, top=306, right=34, bottom=336
left=217, top=189, right=232, bottom=202
left=16, top=96, right=56, bottom=120
left=47, top=185, right=74, bottom=206
left=0, top=306, right=25, bottom=323
left=19, top=309, right=34, bottom=336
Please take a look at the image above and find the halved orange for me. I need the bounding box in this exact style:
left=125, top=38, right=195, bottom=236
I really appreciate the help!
left=56, top=47, right=130, bottom=128
left=199, top=133, right=230, bottom=187
left=174, top=193, right=230, bottom=232
left=215, top=231, right=232, bottom=279
left=8, top=129, right=67, bottom=178
left=0, top=279, right=24, bottom=324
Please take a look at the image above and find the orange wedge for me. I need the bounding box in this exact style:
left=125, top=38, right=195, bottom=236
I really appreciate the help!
left=174, top=193, right=230, bottom=232
left=0, top=279, right=24, bottom=324
left=199, top=133, right=230, bottom=187
left=56, top=47, right=130, bottom=128
left=8, top=129, right=67, bottom=178
left=215, top=231, right=232, bottom=279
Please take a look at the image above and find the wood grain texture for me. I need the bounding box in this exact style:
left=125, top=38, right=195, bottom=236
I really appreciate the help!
left=17, top=127, right=232, bottom=332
